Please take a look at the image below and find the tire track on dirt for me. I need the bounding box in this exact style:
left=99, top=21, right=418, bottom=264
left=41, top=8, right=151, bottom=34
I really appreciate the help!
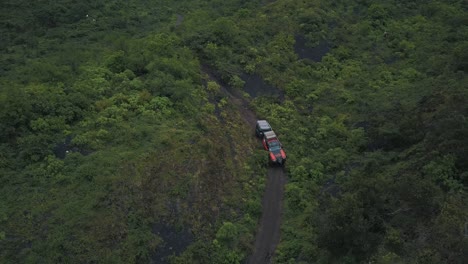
left=248, top=167, right=286, bottom=264
left=201, top=67, right=286, bottom=264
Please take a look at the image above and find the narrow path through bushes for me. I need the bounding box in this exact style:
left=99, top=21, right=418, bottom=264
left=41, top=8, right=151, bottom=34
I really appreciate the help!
left=202, top=67, right=286, bottom=264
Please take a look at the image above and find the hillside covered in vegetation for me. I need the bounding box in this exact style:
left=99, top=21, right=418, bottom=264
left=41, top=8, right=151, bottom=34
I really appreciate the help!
left=1, top=0, right=467, bottom=263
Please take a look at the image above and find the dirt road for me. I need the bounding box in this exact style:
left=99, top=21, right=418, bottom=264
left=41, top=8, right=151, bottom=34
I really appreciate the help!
left=202, top=66, right=286, bottom=263
left=248, top=167, right=286, bottom=264
left=232, top=95, right=286, bottom=263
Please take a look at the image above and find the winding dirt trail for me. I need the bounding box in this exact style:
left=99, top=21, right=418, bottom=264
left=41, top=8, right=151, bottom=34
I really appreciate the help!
left=202, top=67, right=286, bottom=264
left=248, top=167, right=286, bottom=264
left=229, top=89, right=286, bottom=264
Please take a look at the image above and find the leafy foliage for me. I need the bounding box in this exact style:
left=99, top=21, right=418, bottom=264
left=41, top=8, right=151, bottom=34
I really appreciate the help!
left=1, top=0, right=467, bottom=263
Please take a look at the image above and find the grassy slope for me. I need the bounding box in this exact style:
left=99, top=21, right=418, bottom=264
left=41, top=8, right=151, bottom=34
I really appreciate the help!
left=0, top=0, right=266, bottom=263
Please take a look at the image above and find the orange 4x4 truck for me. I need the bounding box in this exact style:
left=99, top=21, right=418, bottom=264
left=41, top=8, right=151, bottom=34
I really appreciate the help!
left=262, top=131, right=286, bottom=166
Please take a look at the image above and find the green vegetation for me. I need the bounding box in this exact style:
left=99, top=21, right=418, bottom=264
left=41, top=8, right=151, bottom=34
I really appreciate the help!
left=1, top=0, right=467, bottom=263
left=242, top=1, right=467, bottom=263
left=0, top=1, right=266, bottom=263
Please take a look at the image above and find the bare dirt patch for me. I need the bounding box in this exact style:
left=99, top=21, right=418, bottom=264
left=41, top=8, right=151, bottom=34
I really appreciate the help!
left=241, top=73, right=283, bottom=100
left=150, top=224, right=193, bottom=264
left=294, top=35, right=331, bottom=62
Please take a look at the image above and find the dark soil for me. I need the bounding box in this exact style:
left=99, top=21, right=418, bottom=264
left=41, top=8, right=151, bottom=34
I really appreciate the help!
left=241, top=73, right=283, bottom=100
left=294, top=35, right=331, bottom=62
left=247, top=167, right=286, bottom=264
left=150, top=224, right=193, bottom=264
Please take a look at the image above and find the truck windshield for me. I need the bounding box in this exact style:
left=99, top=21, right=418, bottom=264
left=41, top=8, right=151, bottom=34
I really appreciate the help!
left=268, top=141, right=280, bottom=151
